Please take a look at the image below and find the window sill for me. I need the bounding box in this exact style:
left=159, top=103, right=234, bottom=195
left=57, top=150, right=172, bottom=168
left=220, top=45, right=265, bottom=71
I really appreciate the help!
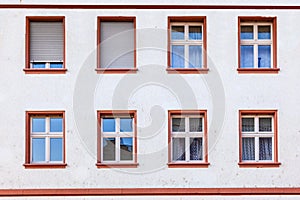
left=237, top=68, right=280, bottom=74
left=23, top=68, right=67, bottom=74
left=95, top=68, right=138, bottom=74
left=167, top=68, right=209, bottom=74
left=168, top=162, right=210, bottom=168
left=23, top=163, right=67, bottom=169
left=238, top=162, right=281, bottom=168
left=96, top=163, right=139, bottom=168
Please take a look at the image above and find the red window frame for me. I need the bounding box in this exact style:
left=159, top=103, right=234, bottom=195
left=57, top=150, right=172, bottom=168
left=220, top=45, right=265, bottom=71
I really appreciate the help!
left=24, top=111, right=67, bottom=169
left=96, top=16, right=137, bottom=74
left=238, top=110, right=280, bottom=168
left=167, top=16, right=208, bottom=74
left=168, top=110, right=209, bottom=168
left=237, top=16, right=279, bottom=74
left=96, top=110, right=138, bottom=168
left=24, top=16, right=67, bottom=74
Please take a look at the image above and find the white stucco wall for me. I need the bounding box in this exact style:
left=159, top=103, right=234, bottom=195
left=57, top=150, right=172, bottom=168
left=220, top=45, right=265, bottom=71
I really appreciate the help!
left=0, top=1, right=300, bottom=198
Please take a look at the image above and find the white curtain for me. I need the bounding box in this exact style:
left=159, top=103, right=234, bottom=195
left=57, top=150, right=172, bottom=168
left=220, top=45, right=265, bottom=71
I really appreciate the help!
left=259, top=138, right=272, bottom=160
left=190, top=138, right=203, bottom=160
left=172, top=138, right=185, bottom=161
left=189, top=46, right=202, bottom=68
left=242, top=138, right=255, bottom=160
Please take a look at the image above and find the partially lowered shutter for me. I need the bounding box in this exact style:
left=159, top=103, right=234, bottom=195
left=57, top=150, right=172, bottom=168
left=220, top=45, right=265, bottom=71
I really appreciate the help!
left=30, top=21, right=64, bottom=62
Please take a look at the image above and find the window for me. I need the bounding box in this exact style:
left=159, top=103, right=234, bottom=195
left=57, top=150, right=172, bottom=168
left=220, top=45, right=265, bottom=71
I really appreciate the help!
left=168, top=110, right=209, bottom=168
left=25, top=16, right=66, bottom=74
left=239, top=110, right=280, bottom=167
left=167, top=17, right=208, bottom=74
left=24, top=111, right=66, bottom=168
left=96, top=17, right=137, bottom=74
left=238, top=17, right=279, bottom=73
left=97, top=111, right=138, bottom=168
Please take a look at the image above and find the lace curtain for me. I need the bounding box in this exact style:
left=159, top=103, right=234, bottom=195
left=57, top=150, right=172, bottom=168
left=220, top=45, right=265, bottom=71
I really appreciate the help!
left=173, top=138, right=203, bottom=161
left=242, top=137, right=272, bottom=160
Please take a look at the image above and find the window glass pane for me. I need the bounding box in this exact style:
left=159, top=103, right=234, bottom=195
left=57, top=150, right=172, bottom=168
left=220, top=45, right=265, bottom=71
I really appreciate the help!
left=258, top=25, right=271, bottom=39
left=189, top=45, right=202, bottom=68
left=242, top=138, right=255, bottom=160
left=32, top=63, right=46, bottom=69
left=32, top=118, right=46, bottom=132
left=171, top=45, right=185, bottom=68
left=120, top=137, right=133, bottom=161
left=171, top=26, right=184, bottom=40
left=50, top=117, right=63, bottom=132
left=189, top=26, right=202, bottom=40
left=259, top=137, right=272, bottom=160
left=120, top=118, right=133, bottom=132
left=32, top=138, right=45, bottom=162
left=258, top=45, right=271, bottom=68
left=189, top=118, right=202, bottom=132
left=190, top=138, right=203, bottom=160
left=50, top=62, right=63, bottom=68
left=172, top=138, right=185, bottom=161
left=103, top=138, right=116, bottom=161
left=240, top=45, right=254, bottom=68
left=241, top=26, right=254, bottom=39
left=242, top=118, right=254, bottom=132
left=50, top=138, right=63, bottom=161
left=172, top=118, right=185, bottom=132
left=103, top=118, right=115, bottom=132
left=259, top=117, right=272, bottom=132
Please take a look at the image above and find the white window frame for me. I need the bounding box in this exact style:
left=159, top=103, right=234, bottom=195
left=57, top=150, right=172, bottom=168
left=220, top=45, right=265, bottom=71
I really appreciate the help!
left=30, top=61, right=63, bottom=69
left=241, top=115, right=274, bottom=162
left=240, top=22, right=273, bottom=68
left=170, top=22, right=204, bottom=68
left=171, top=114, right=205, bottom=163
left=30, top=115, right=63, bottom=164
left=101, top=116, right=135, bottom=164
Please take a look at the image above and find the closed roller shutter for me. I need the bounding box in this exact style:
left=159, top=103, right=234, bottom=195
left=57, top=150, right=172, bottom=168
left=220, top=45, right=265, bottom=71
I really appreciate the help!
left=100, top=22, right=134, bottom=68
left=30, top=21, right=63, bottom=62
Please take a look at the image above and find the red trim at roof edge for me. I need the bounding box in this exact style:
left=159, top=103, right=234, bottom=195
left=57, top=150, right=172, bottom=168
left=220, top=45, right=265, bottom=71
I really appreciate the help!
left=1, top=188, right=300, bottom=196
left=1, top=4, right=300, bottom=9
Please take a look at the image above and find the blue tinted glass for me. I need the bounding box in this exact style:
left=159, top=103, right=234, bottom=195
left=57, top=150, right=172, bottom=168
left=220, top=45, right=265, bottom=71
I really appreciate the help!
left=103, top=138, right=115, bottom=161
left=32, top=63, right=46, bottom=69
left=103, top=118, right=115, bottom=132
left=258, top=26, right=271, bottom=40
left=189, top=26, right=202, bottom=40
left=171, top=26, right=184, bottom=40
left=241, top=26, right=254, bottom=40
left=240, top=45, right=254, bottom=68
left=120, top=118, right=133, bottom=132
left=50, top=63, right=63, bottom=68
left=32, top=118, right=46, bottom=132
left=120, top=137, right=133, bottom=161
left=32, top=138, right=45, bottom=162
left=171, top=45, right=184, bottom=68
left=50, top=118, right=63, bottom=132
left=189, top=45, right=202, bottom=68
left=50, top=138, right=63, bottom=161
left=258, top=45, right=271, bottom=68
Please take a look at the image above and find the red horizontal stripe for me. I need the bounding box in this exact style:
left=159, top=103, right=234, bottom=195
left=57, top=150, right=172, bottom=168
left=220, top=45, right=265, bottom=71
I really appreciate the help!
left=0, top=4, right=300, bottom=9
left=0, top=188, right=300, bottom=196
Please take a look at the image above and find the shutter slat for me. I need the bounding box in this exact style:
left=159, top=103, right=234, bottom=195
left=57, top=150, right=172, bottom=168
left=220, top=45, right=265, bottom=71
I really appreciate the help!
left=30, top=22, right=64, bottom=62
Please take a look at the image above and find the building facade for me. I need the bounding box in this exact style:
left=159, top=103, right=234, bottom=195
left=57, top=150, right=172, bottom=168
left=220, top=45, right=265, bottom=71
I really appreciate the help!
left=1, top=0, right=300, bottom=199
